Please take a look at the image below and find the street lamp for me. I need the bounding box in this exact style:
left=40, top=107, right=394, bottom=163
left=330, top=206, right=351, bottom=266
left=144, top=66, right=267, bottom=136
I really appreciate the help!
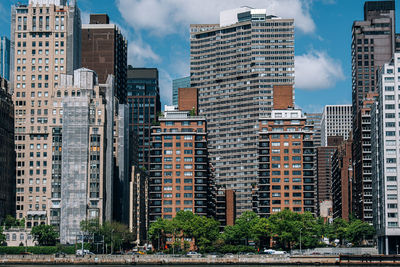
left=299, top=228, right=303, bottom=255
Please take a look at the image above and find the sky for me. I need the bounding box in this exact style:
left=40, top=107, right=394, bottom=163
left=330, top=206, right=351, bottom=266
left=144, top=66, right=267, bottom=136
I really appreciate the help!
left=0, top=0, right=399, bottom=113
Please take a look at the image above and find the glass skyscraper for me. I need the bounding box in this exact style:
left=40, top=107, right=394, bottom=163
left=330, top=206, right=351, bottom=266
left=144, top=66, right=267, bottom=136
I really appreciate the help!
left=172, top=76, right=190, bottom=106
left=0, top=37, right=10, bottom=81
left=127, top=66, right=161, bottom=171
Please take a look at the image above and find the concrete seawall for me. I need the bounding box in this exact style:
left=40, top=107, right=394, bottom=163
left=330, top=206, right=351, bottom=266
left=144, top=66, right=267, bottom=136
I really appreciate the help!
left=0, top=254, right=340, bottom=265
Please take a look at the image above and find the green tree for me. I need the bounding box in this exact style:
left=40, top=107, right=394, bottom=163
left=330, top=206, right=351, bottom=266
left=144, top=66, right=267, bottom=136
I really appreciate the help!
left=267, top=209, right=320, bottom=250
left=346, top=219, right=375, bottom=245
left=330, top=218, right=349, bottom=245
left=0, top=226, right=6, bottom=244
left=3, top=215, right=24, bottom=230
left=222, top=211, right=268, bottom=247
left=80, top=218, right=100, bottom=235
left=148, top=217, right=168, bottom=250
left=191, top=214, right=220, bottom=252
left=31, top=225, right=58, bottom=246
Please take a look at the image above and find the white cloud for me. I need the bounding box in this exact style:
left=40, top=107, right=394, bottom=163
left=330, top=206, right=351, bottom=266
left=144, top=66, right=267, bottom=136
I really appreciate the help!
left=295, top=51, right=345, bottom=90
left=80, top=10, right=90, bottom=24
left=159, top=68, right=173, bottom=107
left=116, top=0, right=315, bottom=36
left=128, top=38, right=161, bottom=67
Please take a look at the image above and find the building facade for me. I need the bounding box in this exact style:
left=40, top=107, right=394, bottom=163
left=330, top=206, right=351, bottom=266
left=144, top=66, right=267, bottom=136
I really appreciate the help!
left=127, top=67, right=161, bottom=171
left=190, top=7, right=295, bottom=213
left=129, top=166, right=147, bottom=246
left=11, top=0, right=81, bottom=228
left=215, top=188, right=236, bottom=231
left=352, top=93, right=377, bottom=224
left=352, top=1, right=396, bottom=123
left=256, top=109, right=316, bottom=217
left=316, top=146, right=336, bottom=218
left=81, top=14, right=127, bottom=104
left=305, top=113, right=322, bottom=148
left=373, top=54, right=400, bottom=254
left=172, top=76, right=190, bottom=107
left=0, top=77, right=15, bottom=222
left=148, top=106, right=211, bottom=223
left=331, top=139, right=353, bottom=221
left=321, top=105, right=352, bottom=147
left=0, top=37, right=10, bottom=81
left=178, top=87, right=197, bottom=114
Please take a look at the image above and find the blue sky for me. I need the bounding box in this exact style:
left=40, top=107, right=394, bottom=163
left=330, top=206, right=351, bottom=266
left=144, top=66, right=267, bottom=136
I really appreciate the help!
left=1, top=0, right=399, bottom=113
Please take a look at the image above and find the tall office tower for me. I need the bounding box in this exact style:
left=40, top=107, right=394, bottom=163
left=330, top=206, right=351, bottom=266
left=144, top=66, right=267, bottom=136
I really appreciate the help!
left=81, top=14, right=127, bottom=104
left=305, top=113, right=322, bottom=147
left=352, top=93, right=378, bottom=224
left=321, top=105, right=352, bottom=147
left=372, top=55, right=400, bottom=254
left=331, top=139, right=353, bottom=221
left=256, top=109, right=316, bottom=217
left=0, top=77, right=16, bottom=222
left=127, top=67, right=161, bottom=171
left=190, top=7, right=294, bottom=213
left=352, top=1, right=395, bottom=123
left=0, top=37, right=10, bottom=81
left=172, top=76, right=190, bottom=106
left=148, top=106, right=211, bottom=223
left=11, top=0, right=81, bottom=227
left=316, top=146, right=336, bottom=219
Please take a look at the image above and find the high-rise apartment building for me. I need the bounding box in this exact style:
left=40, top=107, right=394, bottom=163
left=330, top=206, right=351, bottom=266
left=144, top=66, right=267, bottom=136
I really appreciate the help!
left=127, top=67, right=161, bottom=171
left=352, top=93, right=377, bottom=224
left=0, top=77, right=15, bottom=222
left=316, top=146, right=336, bottom=217
left=190, top=7, right=294, bottom=213
left=172, top=76, right=190, bottom=106
left=0, top=37, right=10, bottom=81
left=81, top=14, right=127, bottom=104
left=256, top=109, right=316, bottom=217
left=331, top=139, right=353, bottom=221
left=11, top=0, right=81, bottom=227
left=215, top=188, right=236, bottom=231
left=321, top=105, right=352, bottom=146
left=352, top=1, right=395, bottom=122
left=305, top=113, right=322, bottom=147
left=148, top=106, right=211, bottom=222
left=352, top=1, right=396, bottom=224
left=372, top=54, right=400, bottom=254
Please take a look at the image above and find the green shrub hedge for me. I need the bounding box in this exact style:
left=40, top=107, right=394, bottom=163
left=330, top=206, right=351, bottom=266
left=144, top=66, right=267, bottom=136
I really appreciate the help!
left=0, top=245, right=77, bottom=255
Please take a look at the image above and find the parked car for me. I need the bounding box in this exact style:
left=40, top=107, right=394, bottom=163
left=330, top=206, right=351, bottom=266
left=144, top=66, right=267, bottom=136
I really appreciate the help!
left=262, top=249, right=276, bottom=254
left=187, top=251, right=201, bottom=257
left=76, top=249, right=94, bottom=256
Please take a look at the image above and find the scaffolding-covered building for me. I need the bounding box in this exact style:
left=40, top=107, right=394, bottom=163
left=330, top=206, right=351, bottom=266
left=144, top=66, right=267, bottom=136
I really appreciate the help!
left=52, top=68, right=128, bottom=244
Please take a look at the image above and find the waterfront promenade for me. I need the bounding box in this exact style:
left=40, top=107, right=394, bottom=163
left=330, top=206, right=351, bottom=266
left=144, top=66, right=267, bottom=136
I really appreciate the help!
left=0, top=254, right=339, bottom=265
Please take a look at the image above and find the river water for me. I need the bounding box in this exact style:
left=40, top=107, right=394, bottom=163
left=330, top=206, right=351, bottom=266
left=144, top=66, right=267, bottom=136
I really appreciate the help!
left=1, top=265, right=397, bottom=267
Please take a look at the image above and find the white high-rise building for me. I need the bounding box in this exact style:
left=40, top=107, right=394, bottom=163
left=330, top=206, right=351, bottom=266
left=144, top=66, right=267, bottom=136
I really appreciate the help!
left=372, top=53, right=400, bottom=255
left=190, top=7, right=295, bottom=213
left=321, top=105, right=352, bottom=146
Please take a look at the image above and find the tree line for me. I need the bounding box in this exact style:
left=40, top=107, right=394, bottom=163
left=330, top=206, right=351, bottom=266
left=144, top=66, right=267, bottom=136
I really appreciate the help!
left=148, top=209, right=375, bottom=253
